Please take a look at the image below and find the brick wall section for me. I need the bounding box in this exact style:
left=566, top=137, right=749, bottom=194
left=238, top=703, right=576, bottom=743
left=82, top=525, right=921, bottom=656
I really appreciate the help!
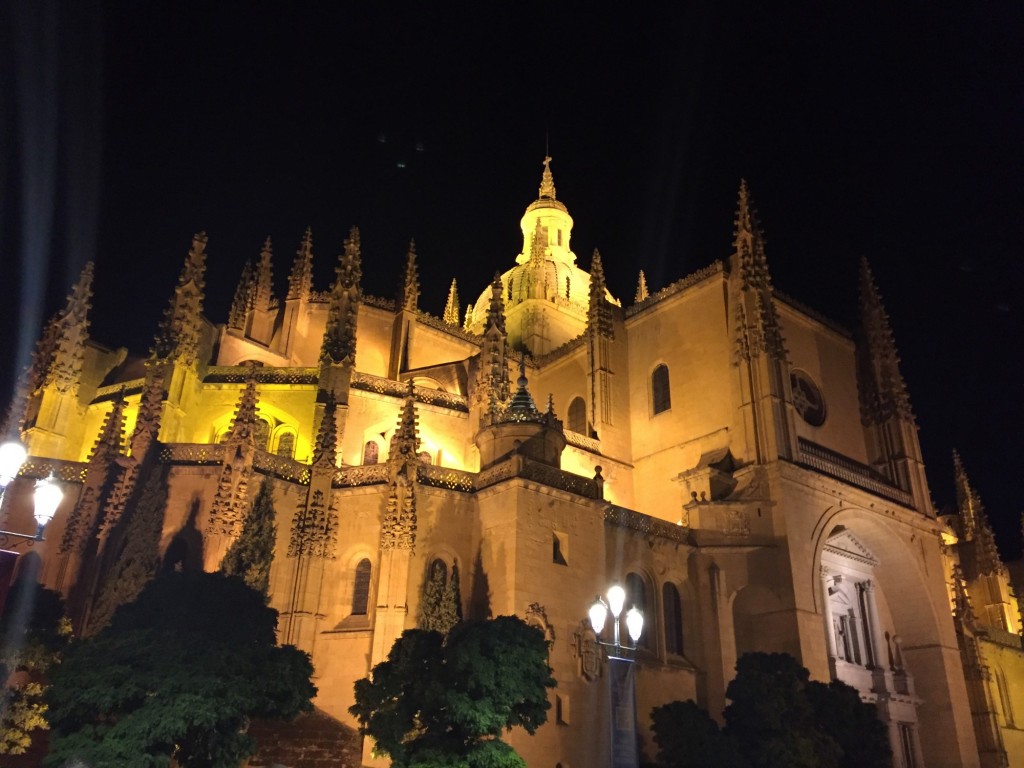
left=246, top=708, right=363, bottom=768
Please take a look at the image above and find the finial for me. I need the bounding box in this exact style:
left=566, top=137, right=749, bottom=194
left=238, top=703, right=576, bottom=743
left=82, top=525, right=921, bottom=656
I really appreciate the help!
left=518, top=356, right=528, bottom=389
left=635, top=270, right=649, bottom=303
left=539, top=155, right=557, bottom=200
left=443, top=278, right=461, bottom=326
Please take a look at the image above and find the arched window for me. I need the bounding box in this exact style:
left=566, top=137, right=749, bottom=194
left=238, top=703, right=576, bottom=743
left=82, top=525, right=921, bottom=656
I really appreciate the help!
left=363, top=441, right=379, bottom=465
left=663, top=582, right=683, bottom=656
left=625, top=572, right=653, bottom=650
left=567, top=397, right=587, bottom=434
left=351, top=559, right=372, bottom=616
left=254, top=418, right=271, bottom=450
left=652, top=364, right=671, bottom=415
left=276, top=431, right=296, bottom=458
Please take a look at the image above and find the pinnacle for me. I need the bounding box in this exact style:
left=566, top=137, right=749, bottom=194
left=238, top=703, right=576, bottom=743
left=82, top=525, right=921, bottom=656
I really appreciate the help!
left=313, top=397, right=339, bottom=467
left=635, top=270, right=649, bottom=303
left=390, top=383, right=420, bottom=463
left=402, top=239, right=420, bottom=311
left=443, top=278, right=461, bottom=326
left=287, top=228, right=314, bottom=301
left=538, top=155, right=557, bottom=200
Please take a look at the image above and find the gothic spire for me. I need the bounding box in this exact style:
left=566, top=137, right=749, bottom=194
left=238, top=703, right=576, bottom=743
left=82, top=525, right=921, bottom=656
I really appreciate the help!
left=463, top=305, right=474, bottom=332
left=287, top=227, right=314, bottom=301
left=587, top=249, right=613, bottom=338
left=857, top=258, right=913, bottom=423
left=401, top=239, right=420, bottom=311
left=151, top=232, right=208, bottom=366
left=953, top=451, right=1004, bottom=576
left=538, top=155, right=557, bottom=200
left=731, top=180, right=772, bottom=291
left=443, top=279, right=461, bottom=326
left=45, top=261, right=94, bottom=394
left=253, top=236, right=275, bottom=313
left=635, top=270, right=649, bottom=303
left=227, top=260, right=255, bottom=331
left=320, top=227, right=362, bottom=364
left=389, top=381, right=420, bottom=465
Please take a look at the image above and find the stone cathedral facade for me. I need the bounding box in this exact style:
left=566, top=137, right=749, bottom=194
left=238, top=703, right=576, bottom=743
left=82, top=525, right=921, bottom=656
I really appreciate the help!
left=3, top=158, right=1023, bottom=767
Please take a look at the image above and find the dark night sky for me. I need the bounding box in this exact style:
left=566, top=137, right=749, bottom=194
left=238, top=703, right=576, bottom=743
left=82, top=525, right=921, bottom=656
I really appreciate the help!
left=2, top=3, right=1022, bottom=554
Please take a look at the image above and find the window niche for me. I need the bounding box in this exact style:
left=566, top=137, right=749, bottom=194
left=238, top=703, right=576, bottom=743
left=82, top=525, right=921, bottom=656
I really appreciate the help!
left=651, top=364, right=671, bottom=415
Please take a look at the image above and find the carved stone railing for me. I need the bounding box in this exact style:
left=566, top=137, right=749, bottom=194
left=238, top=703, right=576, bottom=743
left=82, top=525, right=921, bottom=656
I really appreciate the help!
left=796, top=438, right=913, bottom=507
left=604, top=505, right=690, bottom=544
left=94, top=379, right=145, bottom=401
left=253, top=451, right=310, bottom=483
left=418, top=464, right=476, bottom=492
left=161, top=444, right=225, bottom=465
left=626, top=261, right=723, bottom=318
left=415, top=311, right=483, bottom=344
left=308, top=289, right=331, bottom=303
left=18, top=458, right=88, bottom=484
left=476, top=459, right=518, bottom=490
left=518, top=456, right=602, bottom=499
left=362, top=294, right=397, bottom=312
left=204, top=366, right=318, bottom=385
left=564, top=429, right=601, bottom=454
left=350, top=372, right=469, bottom=412
left=334, top=464, right=390, bottom=488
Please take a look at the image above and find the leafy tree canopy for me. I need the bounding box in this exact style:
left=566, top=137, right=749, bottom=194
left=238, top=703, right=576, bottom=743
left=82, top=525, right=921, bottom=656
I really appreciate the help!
left=351, top=615, right=555, bottom=768
left=44, top=571, right=315, bottom=768
left=0, top=579, right=73, bottom=755
left=651, top=653, right=891, bottom=768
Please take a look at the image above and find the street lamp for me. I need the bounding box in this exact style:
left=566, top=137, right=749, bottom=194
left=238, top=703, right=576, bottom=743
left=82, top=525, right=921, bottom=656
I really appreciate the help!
left=589, top=583, right=644, bottom=652
left=588, top=583, right=644, bottom=768
left=0, top=440, right=63, bottom=543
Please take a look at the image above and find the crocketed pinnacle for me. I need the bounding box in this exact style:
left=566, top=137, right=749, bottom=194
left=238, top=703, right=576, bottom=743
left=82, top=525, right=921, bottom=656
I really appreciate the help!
left=635, top=270, right=649, bottom=303
left=313, top=396, right=339, bottom=468
left=45, top=261, right=94, bottom=394
left=528, top=220, right=546, bottom=264
left=443, top=279, right=461, bottom=326
left=287, top=227, right=314, bottom=301
left=225, top=375, right=260, bottom=444
left=953, top=450, right=1004, bottom=576
left=320, top=227, right=362, bottom=364
left=227, top=260, right=255, bottom=330
left=253, top=237, right=275, bottom=312
left=129, top=368, right=165, bottom=458
left=401, top=239, right=420, bottom=311
left=587, top=249, right=613, bottom=338
left=951, top=564, right=977, bottom=626
left=731, top=180, right=772, bottom=291
left=151, top=232, right=208, bottom=367
left=539, top=155, right=557, bottom=200
left=88, top=389, right=128, bottom=465
left=857, top=258, right=913, bottom=424
left=389, top=382, right=420, bottom=464
left=486, top=272, right=506, bottom=336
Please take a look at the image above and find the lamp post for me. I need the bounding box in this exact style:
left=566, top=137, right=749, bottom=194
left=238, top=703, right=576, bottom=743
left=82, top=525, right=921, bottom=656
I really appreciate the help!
left=0, top=440, right=64, bottom=543
left=588, top=584, right=644, bottom=768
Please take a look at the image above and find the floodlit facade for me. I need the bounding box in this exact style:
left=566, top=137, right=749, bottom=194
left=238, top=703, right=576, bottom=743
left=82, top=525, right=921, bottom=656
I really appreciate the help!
left=3, top=157, right=1020, bottom=767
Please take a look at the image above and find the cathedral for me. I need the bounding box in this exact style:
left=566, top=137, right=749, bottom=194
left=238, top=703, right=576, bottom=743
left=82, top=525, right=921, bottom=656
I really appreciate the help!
left=2, top=157, right=1023, bottom=767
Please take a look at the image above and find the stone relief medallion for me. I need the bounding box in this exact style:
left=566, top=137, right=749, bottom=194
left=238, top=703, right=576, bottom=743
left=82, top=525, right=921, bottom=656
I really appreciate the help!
left=574, top=625, right=602, bottom=681
left=790, top=369, right=826, bottom=426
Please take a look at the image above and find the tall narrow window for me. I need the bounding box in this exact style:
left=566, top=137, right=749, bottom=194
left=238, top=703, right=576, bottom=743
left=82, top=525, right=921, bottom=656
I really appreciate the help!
left=276, top=431, right=296, bottom=458
left=254, top=418, right=271, bottom=450
left=567, top=397, right=587, bottom=434
left=663, top=582, right=683, bottom=656
left=363, top=441, right=379, bottom=465
left=352, top=559, right=372, bottom=615
left=626, top=572, right=652, bottom=650
left=652, top=364, right=671, bottom=414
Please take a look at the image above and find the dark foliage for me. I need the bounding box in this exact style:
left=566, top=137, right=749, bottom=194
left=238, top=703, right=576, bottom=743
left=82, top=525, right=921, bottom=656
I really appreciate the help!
left=220, top=476, right=277, bottom=595
left=45, top=571, right=315, bottom=768
left=351, top=615, right=555, bottom=768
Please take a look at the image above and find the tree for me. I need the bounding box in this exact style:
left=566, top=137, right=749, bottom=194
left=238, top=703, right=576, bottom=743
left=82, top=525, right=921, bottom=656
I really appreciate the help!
left=351, top=615, right=555, bottom=768
left=0, top=580, right=72, bottom=755
left=650, top=653, right=891, bottom=768
left=220, top=476, right=277, bottom=595
left=45, top=571, right=315, bottom=768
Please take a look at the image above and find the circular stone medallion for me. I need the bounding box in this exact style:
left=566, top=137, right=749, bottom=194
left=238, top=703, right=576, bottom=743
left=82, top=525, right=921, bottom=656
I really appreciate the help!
left=790, top=369, right=826, bottom=426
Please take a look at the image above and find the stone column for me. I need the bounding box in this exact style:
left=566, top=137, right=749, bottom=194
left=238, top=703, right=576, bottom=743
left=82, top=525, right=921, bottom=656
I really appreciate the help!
left=820, top=566, right=838, bottom=658
left=863, top=580, right=887, bottom=669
